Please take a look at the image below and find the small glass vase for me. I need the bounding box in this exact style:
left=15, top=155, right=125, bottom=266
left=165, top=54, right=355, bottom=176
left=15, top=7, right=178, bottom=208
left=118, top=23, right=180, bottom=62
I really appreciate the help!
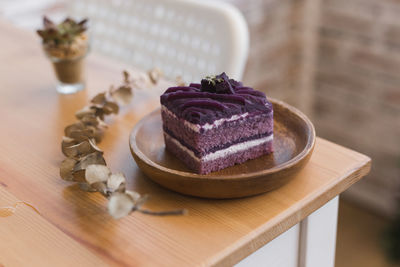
left=47, top=53, right=87, bottom=94
left=43, top=41, right=89, bottom=94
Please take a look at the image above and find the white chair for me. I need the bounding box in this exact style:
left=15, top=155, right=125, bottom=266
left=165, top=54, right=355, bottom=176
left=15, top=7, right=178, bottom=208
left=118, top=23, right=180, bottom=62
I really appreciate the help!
left=69, top=0, right=249, bottom=82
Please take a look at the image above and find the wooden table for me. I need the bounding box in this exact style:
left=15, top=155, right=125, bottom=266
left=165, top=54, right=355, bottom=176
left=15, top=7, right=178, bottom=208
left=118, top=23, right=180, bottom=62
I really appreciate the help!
left=0, top=21, right=371, bottom=267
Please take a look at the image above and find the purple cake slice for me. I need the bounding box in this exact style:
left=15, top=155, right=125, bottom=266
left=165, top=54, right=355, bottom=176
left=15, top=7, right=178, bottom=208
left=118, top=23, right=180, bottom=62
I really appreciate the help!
left=160, top=73, right=273, bottom=174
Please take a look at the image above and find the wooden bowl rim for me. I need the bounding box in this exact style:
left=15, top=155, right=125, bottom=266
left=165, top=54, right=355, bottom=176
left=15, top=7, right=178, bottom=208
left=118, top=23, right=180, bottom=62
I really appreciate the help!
left=129, top=98, right=316, bottom=181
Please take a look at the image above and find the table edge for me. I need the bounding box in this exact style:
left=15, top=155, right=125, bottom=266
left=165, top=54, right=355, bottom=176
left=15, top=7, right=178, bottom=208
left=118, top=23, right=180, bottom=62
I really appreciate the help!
left=209, top=143, right=371, bottom=267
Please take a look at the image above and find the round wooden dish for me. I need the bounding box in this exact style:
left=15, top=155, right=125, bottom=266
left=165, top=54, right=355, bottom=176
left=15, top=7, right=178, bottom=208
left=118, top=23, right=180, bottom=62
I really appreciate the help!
left=129, top=98, right=315, bottom=199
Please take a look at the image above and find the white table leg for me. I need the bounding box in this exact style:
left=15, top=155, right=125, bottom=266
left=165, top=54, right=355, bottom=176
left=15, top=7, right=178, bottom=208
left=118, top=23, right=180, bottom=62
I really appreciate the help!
left=235, top=196, right=339, bottom=267
left=298, top=196, right=339, bottom=267
left=236, top=224, right=300, bottom=267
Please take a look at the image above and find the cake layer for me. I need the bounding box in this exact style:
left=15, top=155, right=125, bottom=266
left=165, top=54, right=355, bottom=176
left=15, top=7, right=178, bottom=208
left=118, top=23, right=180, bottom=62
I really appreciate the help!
left=164, top=128, right=272, bottom=157
left=161, top=105, right=250, bottom=133
left=164, top=132, right=273, bottom=174
left=164, top=132, right=273, bottom=161
left=161, top=105, right=273, bottom=154
left=160, top=79, right=272, bottom=126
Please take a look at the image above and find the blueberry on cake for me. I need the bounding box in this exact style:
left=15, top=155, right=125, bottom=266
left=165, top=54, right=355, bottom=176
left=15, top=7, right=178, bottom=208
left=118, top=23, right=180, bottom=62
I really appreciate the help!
left=160, top=73, right=273, bottom=174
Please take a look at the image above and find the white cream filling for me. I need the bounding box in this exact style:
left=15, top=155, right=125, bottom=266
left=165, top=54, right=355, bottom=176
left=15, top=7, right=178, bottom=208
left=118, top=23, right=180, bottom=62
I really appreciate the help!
left=164, top=132, right=273, bottom=162
left=161, top=105, right=248, bottom=133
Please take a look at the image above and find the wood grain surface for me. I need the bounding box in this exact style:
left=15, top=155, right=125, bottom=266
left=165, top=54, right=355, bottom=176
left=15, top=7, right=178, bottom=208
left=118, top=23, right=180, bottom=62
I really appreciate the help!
left=0, top=187, right=106, bottom=267
left=129, top=99, right=316, bottom=198
left=0, top=21, right=371, bottom=267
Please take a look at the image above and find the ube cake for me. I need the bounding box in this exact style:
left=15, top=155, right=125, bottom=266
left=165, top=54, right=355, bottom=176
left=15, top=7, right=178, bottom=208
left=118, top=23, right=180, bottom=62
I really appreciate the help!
left=160, top=73, right=273, bottom=174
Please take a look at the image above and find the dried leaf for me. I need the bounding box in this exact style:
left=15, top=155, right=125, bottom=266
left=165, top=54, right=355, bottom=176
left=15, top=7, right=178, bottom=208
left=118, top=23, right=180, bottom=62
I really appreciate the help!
left=123, top=70, right=130, bottom=84
left=148, top=67, right=163, bottom=84
left=111, top=86, right=133, bottom=105
left=96, top=117, right=108, bottom=129
left=103, top=101, right=119, bottom=115
left=62, top=136, right=76, bottom=145
left=88, top=138, right=103, bottom=153
left=78, top=182, right=97, bottom=192
left=36, top=30, right=46, bottom=39
left=71, top=172, right=86, bottom=183
left=78, top=18, right=88, bottom=27
left=68, top=128, right=93, bottom=142
left=43, top=16, right=55, bottom=29
left=61, top=136, right=78, bottom=156
left=60, top=158, right=77, bottom=181
left=65, top=124, right=103, bottom=142
left=86, top=126, right=104, bottom=143
left=79, top=115, right=107, bottom=131
left=62, top=17, right=73, bottom=24
left=63, top=140, right=93, bottom=158
left=75, top=106, right=96, bottom=119
left=91, top=92, right=107, bottom=105
left=73, top=152, right=106, bottom=181
left=80, top=114, right=100, bottom=127
left=90, top=181, right=107, bottom=193
left=107, top=173, right=126, bottom=192
left=85, top=164, right=110, bottom=184
left=108, top=192, right=134, bottom=219
left=86, top=105, right=107, bottom=120
left=64, top=122, right=85, bottom=137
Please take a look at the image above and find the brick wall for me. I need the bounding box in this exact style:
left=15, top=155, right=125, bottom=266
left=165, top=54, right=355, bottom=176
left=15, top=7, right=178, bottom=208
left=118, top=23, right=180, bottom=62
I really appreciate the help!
left=315, top=0, right=400, bottom=216
left=227, top=0, right=322, bottom=114
left=226, top=0, right=315, bottom=114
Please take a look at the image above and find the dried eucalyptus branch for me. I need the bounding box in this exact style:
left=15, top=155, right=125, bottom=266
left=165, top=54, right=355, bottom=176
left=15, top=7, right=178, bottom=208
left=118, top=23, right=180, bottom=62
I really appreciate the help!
left=60, top=70, right=186, bottom=219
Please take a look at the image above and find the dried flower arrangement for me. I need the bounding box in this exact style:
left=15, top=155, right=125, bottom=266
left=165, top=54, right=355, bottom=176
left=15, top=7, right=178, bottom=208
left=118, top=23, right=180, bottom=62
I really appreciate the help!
left=60, top=70, right=186, bottom=219
left=37, top=16, right=89, bottom=59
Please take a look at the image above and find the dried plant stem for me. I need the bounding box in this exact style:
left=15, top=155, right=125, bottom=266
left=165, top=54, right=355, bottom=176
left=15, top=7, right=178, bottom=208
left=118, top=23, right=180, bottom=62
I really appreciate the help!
left=137, top=208, right=187, bottom=216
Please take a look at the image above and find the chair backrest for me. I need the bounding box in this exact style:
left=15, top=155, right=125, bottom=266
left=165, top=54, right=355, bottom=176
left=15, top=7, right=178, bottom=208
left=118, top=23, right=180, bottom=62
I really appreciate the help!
left=69, top=0, right=249, bottom=82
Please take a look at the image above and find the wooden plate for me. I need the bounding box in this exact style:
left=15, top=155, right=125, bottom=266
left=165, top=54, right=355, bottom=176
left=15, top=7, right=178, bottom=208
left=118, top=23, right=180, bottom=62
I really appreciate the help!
left=129, top=98, right=315, bottom=198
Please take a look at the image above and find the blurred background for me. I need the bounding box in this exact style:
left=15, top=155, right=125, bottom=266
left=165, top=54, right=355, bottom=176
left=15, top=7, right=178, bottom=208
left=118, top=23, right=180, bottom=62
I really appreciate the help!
left=1, top=0, right=399, bottom=266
